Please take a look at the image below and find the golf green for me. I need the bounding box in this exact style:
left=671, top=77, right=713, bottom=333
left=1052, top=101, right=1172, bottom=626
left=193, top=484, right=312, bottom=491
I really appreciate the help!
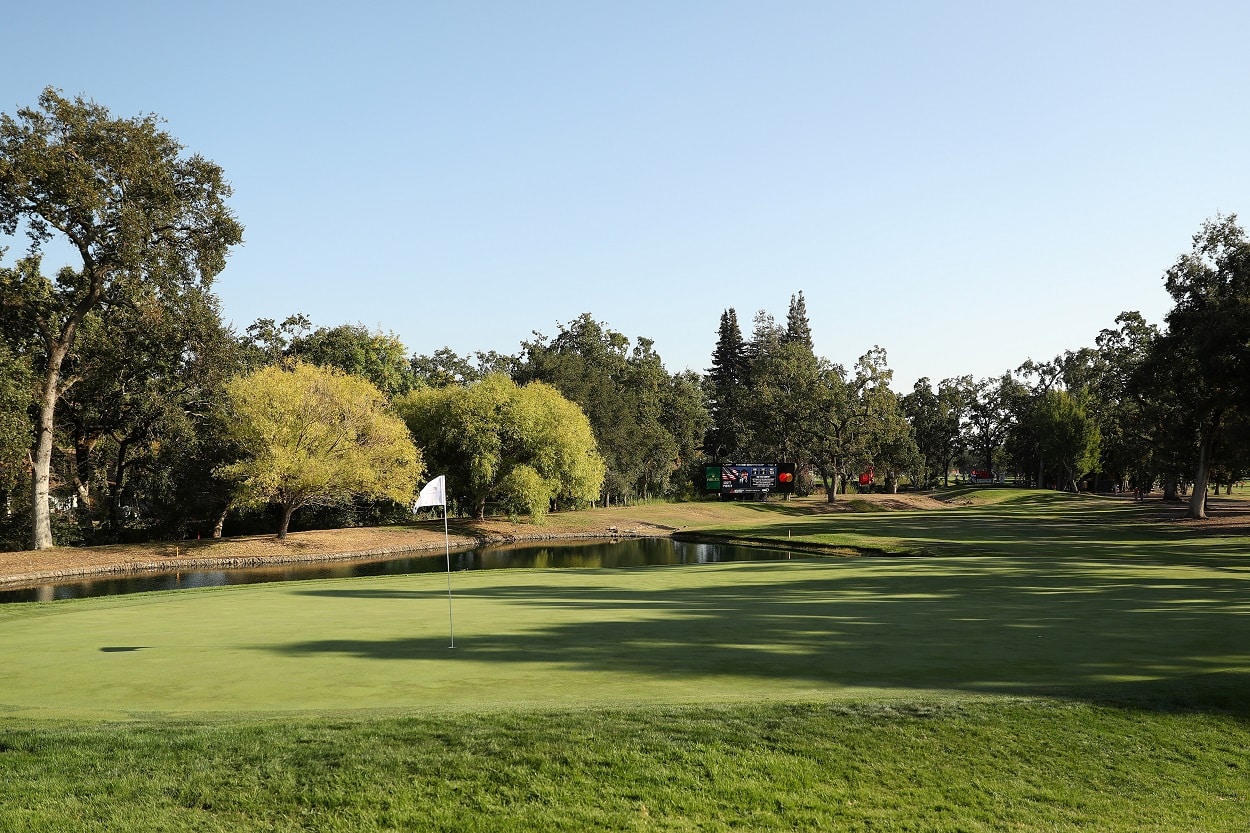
left=4, top=542, right=1248, bottom=719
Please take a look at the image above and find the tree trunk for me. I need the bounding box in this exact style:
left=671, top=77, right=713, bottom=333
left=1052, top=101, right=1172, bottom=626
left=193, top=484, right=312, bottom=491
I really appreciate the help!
left=277, top=504, right=296, bottom=539
left=71, top=431, right=97, bottom=539
left=30, top=346, right=69, bottom=550
left=73, top=476, right=93, bottom=539
left=820, top=468, right=836, bottom=502
left=475, top=496, right=487, bottom=520
left=1162, top=475, right=1177, bottom=501
left=1188, top=437, right=1213, bottom=520
left=212, top=504, right=230, bottom=538
left=108, top=438, right=133, bottom=533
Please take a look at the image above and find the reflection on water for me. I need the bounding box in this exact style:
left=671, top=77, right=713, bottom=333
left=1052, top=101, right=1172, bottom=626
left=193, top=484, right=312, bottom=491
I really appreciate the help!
left=0, top=538, right=797, bottom=604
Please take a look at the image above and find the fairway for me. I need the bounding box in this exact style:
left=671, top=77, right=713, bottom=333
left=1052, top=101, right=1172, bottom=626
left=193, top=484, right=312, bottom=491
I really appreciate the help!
left=4, top=494, right=1250, bottom=719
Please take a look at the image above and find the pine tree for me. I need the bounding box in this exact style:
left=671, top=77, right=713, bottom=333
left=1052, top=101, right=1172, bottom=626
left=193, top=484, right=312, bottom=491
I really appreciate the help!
left=785, top=291, right=813, bottom=349
left=704, top=309, right=747, bottom=460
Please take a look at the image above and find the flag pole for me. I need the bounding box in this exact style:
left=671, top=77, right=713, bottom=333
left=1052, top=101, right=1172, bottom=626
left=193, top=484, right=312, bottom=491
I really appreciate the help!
left=443, top=502, right=454, bottom=648
left=415, top=475, right=455, bottom=649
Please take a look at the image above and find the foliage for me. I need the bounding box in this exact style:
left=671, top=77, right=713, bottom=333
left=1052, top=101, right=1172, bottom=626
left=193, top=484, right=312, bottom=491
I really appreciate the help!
left=1031, top=388, right=1102, bottom=490
left=703, top=307, right=748, bottom=461
left=287, top=323, right=415, bottom=398
left=240, top=313, right=311, bottom=367
left=497, top=464, right=552, bottom=520
left=396, top=373, right=604, bottom=519
left=902, top=376, right=969, bottom=487
left=661, top=369, right=710, bottom=497
left=409, top=346, right=517, bottom=387
left=739, top=329, right=826, bottom=468
left=1151, top=214, right=1250, bottom=517
left=816, top=348, right=918, bottom=496
left=409, top=346, right=482, bottom=387
left=784, top=290, right=813, bottom=348
left=221, top=362, right=422, bottom=537
left=1093, top=312, right=1161, bottom=487
left=0, top=87, right=243, bottom=548
left=0, top=340, right=31, bottom=493
left=516, top=314, right=703, bottom=502
left=963, top=373, right=1025, bottom=476
left=51, top=286, right=241, bottom=541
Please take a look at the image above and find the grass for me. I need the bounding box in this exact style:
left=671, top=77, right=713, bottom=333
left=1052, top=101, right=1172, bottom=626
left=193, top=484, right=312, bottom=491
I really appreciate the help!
left=695, top=489, right=1250, bottom=556
left=3, top=490, right=1249, bottom=829
left=1, top=702, right=1247, bottom=831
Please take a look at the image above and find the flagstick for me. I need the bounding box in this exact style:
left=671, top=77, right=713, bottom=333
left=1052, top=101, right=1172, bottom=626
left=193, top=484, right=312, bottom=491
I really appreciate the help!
left=443, top=504, right=455, bottom=648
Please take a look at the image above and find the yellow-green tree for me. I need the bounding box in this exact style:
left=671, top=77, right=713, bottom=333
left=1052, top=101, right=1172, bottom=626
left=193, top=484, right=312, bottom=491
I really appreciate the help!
left=397, top=374, right=604, bottom=520
left=221, top=362, right=422, bottom=538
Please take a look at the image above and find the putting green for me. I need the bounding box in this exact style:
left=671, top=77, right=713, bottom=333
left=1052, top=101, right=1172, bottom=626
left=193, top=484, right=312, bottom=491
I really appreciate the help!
left=3, top=547, right=1249, bottom=720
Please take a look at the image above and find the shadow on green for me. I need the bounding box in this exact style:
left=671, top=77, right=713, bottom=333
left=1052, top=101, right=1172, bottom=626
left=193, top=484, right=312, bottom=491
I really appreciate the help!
left=278, top=550, right=1250, bottom=716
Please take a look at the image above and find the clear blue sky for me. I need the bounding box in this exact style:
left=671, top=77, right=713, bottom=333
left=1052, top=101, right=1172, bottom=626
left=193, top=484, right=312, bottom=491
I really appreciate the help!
left=4, top=1, right=1248, bottom=389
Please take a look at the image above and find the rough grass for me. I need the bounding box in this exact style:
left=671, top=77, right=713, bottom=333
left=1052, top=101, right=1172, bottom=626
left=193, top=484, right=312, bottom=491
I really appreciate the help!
left=1, top=702, right=1247, bottom=831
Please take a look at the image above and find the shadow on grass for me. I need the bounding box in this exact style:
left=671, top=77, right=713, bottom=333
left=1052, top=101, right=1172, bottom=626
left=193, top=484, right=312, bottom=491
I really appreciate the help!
left=276, top=552, right=1250, bottom=716
left=703, top=498, right=1250, bottom=564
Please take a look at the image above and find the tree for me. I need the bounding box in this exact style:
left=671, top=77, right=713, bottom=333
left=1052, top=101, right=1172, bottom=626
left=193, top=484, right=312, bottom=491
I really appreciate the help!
left=49, top=285, right=240, bottom=540
left=808, top=349, right=912, bottom=499
left=410, top=347, right=482, bottom=388
left=703, top=308, right=748, bottom=461
left=287, top=323, right=415, bottom=398
left=1094, top=312, right=1160, bottom=491
left=785, top=291, right=813, bottom=349
left=964, top=374, right=1022, bottom=478
left=240, top=314, right=311, bottom=368
left=396, top=374, right=604, bottom=520
left=516, top=314, right=697, bottom=504
left=0, top=341, right=32, bottom=497
left=806, top=362, right=852, bottom=500
left=838, top=349, right=914, bottom=493
left=0, top=88, right=243, bottom=549
left=740, top=336, right=824, bottom=467
left=220, top=362, right=422, bottom=538
left=1153, top=215, right=1250, bottom=518
left=662, top=369, right=710, bottom=495
left=903, top=376, right=968, bottom=488
left=1032, top=389, right=1102, bottom=491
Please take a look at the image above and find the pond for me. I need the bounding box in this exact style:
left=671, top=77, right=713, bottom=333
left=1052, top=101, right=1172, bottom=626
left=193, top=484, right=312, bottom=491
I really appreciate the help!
left=0, top=537, right=804, bottom=604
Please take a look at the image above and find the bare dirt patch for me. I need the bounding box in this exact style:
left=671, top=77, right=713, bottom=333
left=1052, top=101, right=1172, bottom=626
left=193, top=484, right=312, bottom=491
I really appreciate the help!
left=1142, top=496, right=1250, bottom=533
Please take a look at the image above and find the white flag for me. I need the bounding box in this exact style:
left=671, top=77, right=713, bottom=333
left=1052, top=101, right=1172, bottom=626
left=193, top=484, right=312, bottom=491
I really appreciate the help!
left=413, top=475, right=446, bottom=509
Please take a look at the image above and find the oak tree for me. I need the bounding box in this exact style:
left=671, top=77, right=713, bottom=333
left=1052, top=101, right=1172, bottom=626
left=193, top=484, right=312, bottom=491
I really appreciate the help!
left=0, top=88, right=243, bottom=549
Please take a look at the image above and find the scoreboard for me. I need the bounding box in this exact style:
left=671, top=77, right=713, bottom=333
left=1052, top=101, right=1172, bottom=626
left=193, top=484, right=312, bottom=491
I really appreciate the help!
left=704, top=463, right=797, bottom=498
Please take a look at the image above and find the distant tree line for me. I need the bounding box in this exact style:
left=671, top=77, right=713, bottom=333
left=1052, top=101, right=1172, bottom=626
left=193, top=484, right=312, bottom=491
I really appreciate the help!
left=1, top=89, right=1248, bottom=551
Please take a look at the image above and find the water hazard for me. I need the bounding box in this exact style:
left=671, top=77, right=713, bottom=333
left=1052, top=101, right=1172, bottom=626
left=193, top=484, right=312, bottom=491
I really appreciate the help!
left=0, top=538, right=802, bottom=604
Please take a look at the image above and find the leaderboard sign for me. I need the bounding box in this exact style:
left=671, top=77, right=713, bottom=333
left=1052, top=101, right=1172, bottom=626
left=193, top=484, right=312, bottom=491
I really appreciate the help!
left=705, top=463, right=797, bottom=498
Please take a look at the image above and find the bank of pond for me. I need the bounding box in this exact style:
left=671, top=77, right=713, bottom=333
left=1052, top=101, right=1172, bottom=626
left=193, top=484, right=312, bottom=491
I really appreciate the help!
left=0, top=538, right=802, bottom=604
